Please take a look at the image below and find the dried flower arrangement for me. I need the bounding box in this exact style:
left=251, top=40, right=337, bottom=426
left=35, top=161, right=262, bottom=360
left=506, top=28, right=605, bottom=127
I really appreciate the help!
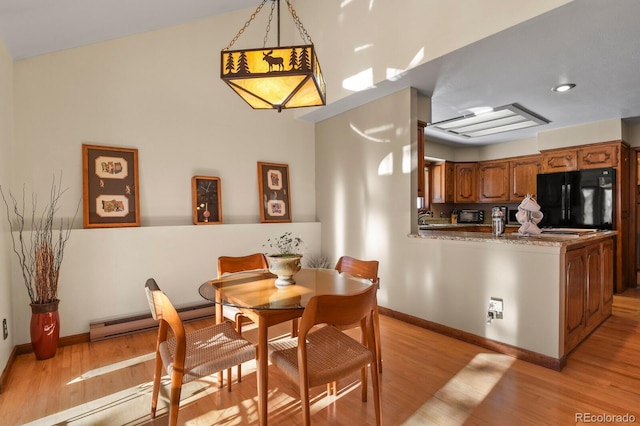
left=263, top=231, right=304, bottom=257
left=0, top=175, right=79, bottom=304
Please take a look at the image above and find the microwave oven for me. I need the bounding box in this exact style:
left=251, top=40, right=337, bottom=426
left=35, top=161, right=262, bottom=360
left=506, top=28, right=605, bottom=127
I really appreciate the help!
left=458, top=209, right=484, bottom=224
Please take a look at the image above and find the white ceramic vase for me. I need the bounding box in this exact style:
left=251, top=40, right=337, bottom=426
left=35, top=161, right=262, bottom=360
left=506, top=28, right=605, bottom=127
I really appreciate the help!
left=266, top=254, right=302, bottom=286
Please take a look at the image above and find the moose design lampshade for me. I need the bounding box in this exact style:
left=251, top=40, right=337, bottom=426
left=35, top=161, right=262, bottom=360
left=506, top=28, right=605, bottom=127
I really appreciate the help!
left=221, top=44, right=326, bottom=112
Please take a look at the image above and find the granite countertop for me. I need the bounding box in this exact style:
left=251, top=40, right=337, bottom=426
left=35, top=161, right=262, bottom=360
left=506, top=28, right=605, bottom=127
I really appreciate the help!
left=409, top=228, right=617, bottom=247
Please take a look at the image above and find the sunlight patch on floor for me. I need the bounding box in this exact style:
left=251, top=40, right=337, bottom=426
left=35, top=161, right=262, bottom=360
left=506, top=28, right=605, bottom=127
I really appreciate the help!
left=25, top=357, right=261, bottom=425
left=67, top=352, right=155, bottom=384
left=402, top=353, right=514, bottom=425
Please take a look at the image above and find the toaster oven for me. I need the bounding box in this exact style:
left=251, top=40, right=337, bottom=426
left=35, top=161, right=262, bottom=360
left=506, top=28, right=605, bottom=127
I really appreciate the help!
left=458, top=209, right=484, bottom=224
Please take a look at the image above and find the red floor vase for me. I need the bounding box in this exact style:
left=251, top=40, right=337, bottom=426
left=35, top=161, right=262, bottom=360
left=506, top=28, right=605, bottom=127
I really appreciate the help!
left=30, top=300, right=60, bottom=360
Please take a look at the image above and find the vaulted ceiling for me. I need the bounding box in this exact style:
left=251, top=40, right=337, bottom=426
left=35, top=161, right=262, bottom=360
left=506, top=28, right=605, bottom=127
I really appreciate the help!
left=2, top=0, right=640, bottom=146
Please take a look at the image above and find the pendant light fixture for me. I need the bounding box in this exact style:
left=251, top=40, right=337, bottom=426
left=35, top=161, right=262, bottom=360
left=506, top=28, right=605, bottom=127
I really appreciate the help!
left=221, top=0, right=326, bottom=112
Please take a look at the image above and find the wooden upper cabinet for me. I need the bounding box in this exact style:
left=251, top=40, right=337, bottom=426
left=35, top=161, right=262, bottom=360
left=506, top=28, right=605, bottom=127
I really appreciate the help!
left=478, top=160, right=510, bottom=202
left=578, top=143, right=618, bottom=169
left=542, top=149, right=578, bottom=172
left=454, top=163, right=478, bottom=203
left=510, top=155, right=542, bottom=201
left=431, top=161, right=454, bottom=203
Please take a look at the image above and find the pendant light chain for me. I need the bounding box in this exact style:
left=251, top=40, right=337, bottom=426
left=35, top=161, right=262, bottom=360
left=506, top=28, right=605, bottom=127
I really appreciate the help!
left=263, top=0, right=276, bottom=48
left=286, top=0, right=313, bottom=45
left=223, top=0, right=269, bottom=51
left=224, top=0, right=314, bottom=50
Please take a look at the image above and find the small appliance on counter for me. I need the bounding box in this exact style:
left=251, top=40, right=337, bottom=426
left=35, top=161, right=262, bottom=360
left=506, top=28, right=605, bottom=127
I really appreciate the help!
left=458, top=209, right=484, bottom=224
left=491, top=207, right=506, bottom=236
left=508, top=209, right=519, bottom=224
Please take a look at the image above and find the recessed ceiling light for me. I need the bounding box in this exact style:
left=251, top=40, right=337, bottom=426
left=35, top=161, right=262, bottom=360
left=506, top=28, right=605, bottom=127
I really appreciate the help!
left=552, top=83, right=576, bottom=92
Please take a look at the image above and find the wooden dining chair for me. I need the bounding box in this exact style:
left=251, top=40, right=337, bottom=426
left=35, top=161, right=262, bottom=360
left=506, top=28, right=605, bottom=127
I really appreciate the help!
left=144, top=278, right=255, bottom=426
left=216, top=253, right=268, bottom=386
left=268, top=284, right=381, bottom=426
left=335, top=256, right=383, bottom=375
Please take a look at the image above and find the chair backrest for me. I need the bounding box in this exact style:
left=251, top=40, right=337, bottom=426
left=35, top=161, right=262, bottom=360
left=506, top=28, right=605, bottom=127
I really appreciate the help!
left=298, top=284, right=378, bottom=340
left=335, top=256, right=379, bottom=284
left=144, top=278, right=186, bottom=357
left=218, top=253, right=269, bottom=277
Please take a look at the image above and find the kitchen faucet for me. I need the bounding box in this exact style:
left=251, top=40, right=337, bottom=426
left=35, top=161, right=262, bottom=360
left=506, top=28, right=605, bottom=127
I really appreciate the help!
left=417, top=211, right=433, bottom=225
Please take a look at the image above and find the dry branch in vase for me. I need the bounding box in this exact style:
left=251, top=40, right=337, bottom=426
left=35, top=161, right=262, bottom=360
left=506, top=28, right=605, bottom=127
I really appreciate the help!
left=0, top=175, right=80, bottom=304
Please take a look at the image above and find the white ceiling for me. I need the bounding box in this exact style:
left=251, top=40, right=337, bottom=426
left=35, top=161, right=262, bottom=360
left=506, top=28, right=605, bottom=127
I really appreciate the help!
left=2, top=0, right=640, bottom=146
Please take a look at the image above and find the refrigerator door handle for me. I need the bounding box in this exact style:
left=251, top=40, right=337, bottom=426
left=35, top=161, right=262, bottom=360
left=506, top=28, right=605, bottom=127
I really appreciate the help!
left=566, top=183, right=571, bottom=223
left=561, top=184, right=566, bottom=221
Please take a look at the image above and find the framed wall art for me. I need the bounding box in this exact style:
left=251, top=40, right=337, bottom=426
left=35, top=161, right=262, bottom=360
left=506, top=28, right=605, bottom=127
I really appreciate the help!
left=82, top=144, right=140, bottom=228
left=191, top=176, right=223, bottom=225
left=257, top=161, right=292, bottom=223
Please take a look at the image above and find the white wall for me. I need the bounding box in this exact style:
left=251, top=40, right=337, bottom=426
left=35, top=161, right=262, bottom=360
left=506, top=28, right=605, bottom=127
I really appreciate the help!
left=11, top=222, right=320, bottom=343
left=316, top=89, right=564, bottom=358
left=0, top=37, right=14, bottom=370
left=405, top=237, right=562, bottom=358
left=12, top=10, right=316, bottom=225
left=622, top=120, right=640, bottom=147
left=315, top=88, right=413, bottom=311
left=0, top=0, right=603, bottom=356
left=6, top=11, right=320, bottom=345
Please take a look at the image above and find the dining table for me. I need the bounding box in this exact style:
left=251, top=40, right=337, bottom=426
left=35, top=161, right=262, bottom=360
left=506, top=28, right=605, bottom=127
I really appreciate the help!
left=198, top=267, right=374, bottom=426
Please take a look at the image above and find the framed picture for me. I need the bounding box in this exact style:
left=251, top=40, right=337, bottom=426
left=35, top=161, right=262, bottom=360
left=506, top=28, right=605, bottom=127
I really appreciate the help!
left=191, top=176, right=223, bottom=225
left=257, top=161, right=292, bottom=223
left=82, top=144, right=140, bottom=228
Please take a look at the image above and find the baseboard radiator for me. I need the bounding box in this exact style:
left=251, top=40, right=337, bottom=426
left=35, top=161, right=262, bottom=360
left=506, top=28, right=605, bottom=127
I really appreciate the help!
left=89, top=302, right=215, bottom=342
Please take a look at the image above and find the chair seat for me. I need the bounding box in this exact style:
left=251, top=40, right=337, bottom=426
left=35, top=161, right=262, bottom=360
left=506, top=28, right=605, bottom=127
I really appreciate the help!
left=268, top=325, right=374, bottom=388
left=160, top=321, right=255, bottom=383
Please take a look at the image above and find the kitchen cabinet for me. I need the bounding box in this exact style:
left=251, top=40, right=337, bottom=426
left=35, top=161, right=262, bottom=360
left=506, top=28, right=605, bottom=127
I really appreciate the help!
left=564, top=247, right=586, bottom=354
left=578, top=143, right=618, bottom=169
left=478, top=160, right=510, bottom=202
left=541, top=140, right=629, bottom=292
left=563, top=237, right=614, bottom=354
left=542, top=149, right=578, bottom=172
left=509, top=155, right=542, bottom=201
left=431, top=161, right=454, bottom=203
left=454, top=163, right=478, bottom=203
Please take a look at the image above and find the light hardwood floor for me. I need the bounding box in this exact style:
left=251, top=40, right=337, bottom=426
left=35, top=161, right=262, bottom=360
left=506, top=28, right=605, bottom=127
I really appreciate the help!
left=1, top=288, right=639, bottom=425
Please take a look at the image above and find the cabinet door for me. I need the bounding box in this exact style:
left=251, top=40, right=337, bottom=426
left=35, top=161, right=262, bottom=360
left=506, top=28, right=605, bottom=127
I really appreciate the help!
left=542, top=149, right=578, bottom=173
left=478, top=161, right=509, bottom=202
left=431, top=162, right=454, bottom=203
left=454, top=163, right=478, bottom=203
left=578, top=143, right=618, bottom=169
left=510, top=155, right=542, bottom=201
left=585, top=244, right=602, bottom=330
left=601, top=238, right=614, bottom=318
left=565, top=248, right=586, bottom=353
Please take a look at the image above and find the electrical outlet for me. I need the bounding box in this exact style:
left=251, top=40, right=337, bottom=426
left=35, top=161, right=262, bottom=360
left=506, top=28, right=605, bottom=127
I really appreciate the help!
left=489, top=297, right=503, bottom=313
left=488, top=297, right=504, bottom=320
left=2, top=318, right=7, bottom=340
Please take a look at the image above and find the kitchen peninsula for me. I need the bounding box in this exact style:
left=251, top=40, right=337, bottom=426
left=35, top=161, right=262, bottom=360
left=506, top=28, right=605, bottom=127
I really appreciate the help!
left=406, top=228, right=615, bottom=370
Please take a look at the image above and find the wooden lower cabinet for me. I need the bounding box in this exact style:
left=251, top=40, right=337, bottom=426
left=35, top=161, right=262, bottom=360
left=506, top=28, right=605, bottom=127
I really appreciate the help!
left=564, top=248, right=586, bottom=353
left=564, top=237, right=614, bottom=355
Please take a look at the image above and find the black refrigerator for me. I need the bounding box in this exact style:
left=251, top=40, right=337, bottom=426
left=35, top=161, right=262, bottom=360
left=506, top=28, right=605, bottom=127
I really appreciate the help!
left=536, top=167, right=615, bottom=229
